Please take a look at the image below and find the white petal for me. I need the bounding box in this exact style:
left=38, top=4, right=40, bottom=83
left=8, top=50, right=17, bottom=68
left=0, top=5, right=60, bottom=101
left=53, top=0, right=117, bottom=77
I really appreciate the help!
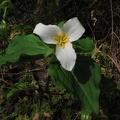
left=33, top=23, right=61, bottom=44
left=62, top=17, right=85, bottom=42
left=56, top=42, right=76, bottom=71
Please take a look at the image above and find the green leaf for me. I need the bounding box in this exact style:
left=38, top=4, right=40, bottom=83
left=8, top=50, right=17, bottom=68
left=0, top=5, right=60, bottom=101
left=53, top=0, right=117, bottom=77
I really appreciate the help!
left=0, top=54, right=6, bottom=66
left=57, top=21, right=65, bottom=28
left=6, top=81, right=28, bottom=99
left=15, top=81, right=28, bottom=89
left=76, top=37, right=94, bottom=52
left=0, top=0, right=14, bottom=10
left=0, top=20, right=7, bottom=39
left=6, top=88, right=20, bottom=99
left=74, top=56, right=101, bottom=115
left=48, top=55, right=101, bottom=115
left=0, top=34, right=54, bottom=66
left=48, top=64, right=75, bottom=95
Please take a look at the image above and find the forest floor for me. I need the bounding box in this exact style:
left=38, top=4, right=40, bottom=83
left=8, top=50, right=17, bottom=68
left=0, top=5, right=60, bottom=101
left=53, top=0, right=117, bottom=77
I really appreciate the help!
left=0, top=0, right=120, bottom=120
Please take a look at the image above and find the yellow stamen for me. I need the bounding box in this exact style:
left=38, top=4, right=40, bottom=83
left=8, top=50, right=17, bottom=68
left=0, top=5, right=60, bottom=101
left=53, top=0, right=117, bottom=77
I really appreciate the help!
left=53, top=32, right=69, bottom=49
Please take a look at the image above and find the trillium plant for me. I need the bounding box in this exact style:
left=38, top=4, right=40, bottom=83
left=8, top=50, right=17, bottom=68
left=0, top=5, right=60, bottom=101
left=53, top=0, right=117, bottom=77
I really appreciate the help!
left=33, top=17, right=85, bottom=71
left=0, top=17, right=101, bottom=120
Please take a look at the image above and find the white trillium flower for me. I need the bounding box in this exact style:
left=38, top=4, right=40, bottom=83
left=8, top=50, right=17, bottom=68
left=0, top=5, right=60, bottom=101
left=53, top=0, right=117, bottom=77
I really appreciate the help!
left=33, top=17, right=85, bottom=71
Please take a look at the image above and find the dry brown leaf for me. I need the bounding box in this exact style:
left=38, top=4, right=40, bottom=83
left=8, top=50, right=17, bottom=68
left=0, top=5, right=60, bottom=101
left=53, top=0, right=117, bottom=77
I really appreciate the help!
left=32, top=112, right=40, bottom=120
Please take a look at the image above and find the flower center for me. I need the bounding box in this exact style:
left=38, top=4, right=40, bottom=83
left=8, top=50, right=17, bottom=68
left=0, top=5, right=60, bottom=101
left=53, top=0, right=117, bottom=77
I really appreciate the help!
left=53, top=32, right=69, bottom=49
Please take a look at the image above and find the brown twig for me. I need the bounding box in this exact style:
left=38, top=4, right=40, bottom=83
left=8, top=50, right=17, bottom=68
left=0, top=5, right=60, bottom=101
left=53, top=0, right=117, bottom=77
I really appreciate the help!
left=0, top=78, right=18, bottom=87
left=107, top=54, right=120, bottom=73
left=110, top=0, right=114, bottom=42
left=0, top=68, right=43, bottom=76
